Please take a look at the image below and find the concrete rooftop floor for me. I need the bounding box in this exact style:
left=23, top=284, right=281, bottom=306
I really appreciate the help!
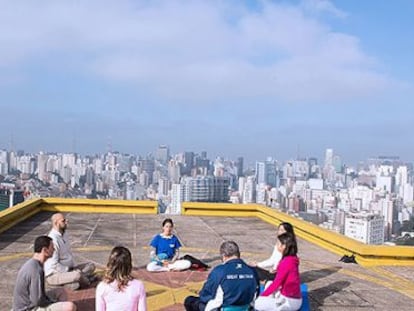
left=1, top=212, right=414, bottom=310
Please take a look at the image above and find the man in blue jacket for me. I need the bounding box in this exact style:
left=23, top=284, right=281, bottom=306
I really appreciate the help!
left=184, top=240, right=259, bottom=311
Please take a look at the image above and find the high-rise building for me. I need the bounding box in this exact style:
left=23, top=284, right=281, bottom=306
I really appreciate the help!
left=61, top=166, right=72, bottom=184
left=170, top=183, right=183, bottom=214
left=0, top=188, right=24, bottom=211
left=238, top=177, right=246, bottom=196
left=256, top=183, right=267, bottom=205
left=376, top=174, right=393, bottom=193
left=0, top=150, right=9, bottom=176
left=292, top=160, right=308, bottom=180
left=181, top=176, right=229, bottom=202
left=265, top=158, right=278, bottom=187
left=37, top=152, right=48, bottom=181
left=212, top=177, right=230, bottom=202
left=324, top=148, right=334, bottom=167
left=333, top=155, right=342, bottom=173
left=156, top=145, right=170, bottom=164
left=139, top=159, right=155, bottom=184
left=183, top=152, right=194, bottom=175
left=158, top=177, right=170, bottom=197
left=379, top=197, right=396, bottom=240
left=395, top=166, right=408, bottom=187
left=17, top=155, right=35, bottom=175
left=236, top=157, right=244, bottom=177
left=168, top=160, right=181, bottom=184
left=243, top=176, right=256, bottom=204
left=85, top=167, right=95, bottom=187
left=344, top=212, right=384, bottom=245
left=255, top=162, right=266, bottom=184
left=402, top=184, right=414, bottom=204
left=139, top=171, right=149, bottom=187
left=9, top=151, right=17, bottom=171
left=256, top=159, right=278, bottom=187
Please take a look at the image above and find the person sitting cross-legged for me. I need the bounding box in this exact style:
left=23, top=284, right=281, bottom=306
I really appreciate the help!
left=255, top=232, right=302, bottom=311
left=44, top=213, right=96, bottom=290
left=146, top=218, right=191, bottom=272
left=249, top=222, right=296, bottom=282
left=13, top=235, right=77, bottom=311
left=184, top=240, right=259, bottom=311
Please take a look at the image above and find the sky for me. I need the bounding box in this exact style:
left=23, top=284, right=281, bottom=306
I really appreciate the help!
left=0, top=0, right=413, bottom=165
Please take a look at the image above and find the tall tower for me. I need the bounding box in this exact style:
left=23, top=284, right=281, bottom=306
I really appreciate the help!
left=255, top=162, right=266, bottom=184
left=156, top=145, right=170, bottom=164
left=324, top=148, right=334, bottom=167
left=236, top=157, right=244, bottom=177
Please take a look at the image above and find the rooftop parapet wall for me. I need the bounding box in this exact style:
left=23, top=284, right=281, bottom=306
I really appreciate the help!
left=182, top=202, right=414, bottom=267
left=41, top=198, right=158, bottom=215
left=0, top=198, right=44, bottom=234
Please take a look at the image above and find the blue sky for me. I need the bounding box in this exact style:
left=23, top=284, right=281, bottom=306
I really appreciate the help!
left=0, top=0, right=413, bottom=165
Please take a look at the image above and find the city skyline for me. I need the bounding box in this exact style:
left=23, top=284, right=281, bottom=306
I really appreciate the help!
left=0, top=144, right=411, bottom=169
left=1, top=0, right=413, bottom=163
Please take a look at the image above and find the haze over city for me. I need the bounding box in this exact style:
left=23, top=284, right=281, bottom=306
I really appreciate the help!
left=1, top=0, right=413, bottom=163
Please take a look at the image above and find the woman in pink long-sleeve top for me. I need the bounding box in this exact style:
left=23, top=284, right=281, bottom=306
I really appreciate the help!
left=96, top=246, right=147, bottom=311
left=255, top=232, right=302, bottom=311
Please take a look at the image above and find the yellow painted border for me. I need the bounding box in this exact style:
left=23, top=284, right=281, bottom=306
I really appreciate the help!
left=182, top=202, right=414, bottom=267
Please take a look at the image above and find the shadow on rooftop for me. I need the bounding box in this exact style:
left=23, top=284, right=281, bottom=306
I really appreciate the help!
left=310, top=280, right=351, bottom=310
left=300, top=266, right=341, bottom=283
left=0, top=212, right=52, bottom=251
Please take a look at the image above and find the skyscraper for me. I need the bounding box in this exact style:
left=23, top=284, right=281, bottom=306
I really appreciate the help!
left=181, top=176, right=229, bottom=202
left=156, top=145, right=170, bottom=164
left=255, top=162, right=266, bottom=184
left=324, top=148, right=334, bottom=167
left=0, top=150, right=9, bottom=176
left=236, top=157, right=244, bottom=177
left=255, top=158, right=278, bottom=187
left=37, top=152, right=48, bottom=181
left=170, top=183, right=183, bottom=214
left=183, top=152, right=194, bottom=175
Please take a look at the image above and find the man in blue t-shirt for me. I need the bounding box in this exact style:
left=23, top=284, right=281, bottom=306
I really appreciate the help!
left=184, top=240, right=259, bottom=311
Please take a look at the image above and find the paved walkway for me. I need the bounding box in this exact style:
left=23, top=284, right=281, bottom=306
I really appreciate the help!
left=1, top=212, right=413, bottom=310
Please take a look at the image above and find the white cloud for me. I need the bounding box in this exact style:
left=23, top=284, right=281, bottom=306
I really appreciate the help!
left=301, top=0, right=348, bottom=19
left=0, top=0, right=404, bottom=104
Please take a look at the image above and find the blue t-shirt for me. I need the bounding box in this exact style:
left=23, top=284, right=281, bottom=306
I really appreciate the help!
left=150, top=234, right=182, bottom=259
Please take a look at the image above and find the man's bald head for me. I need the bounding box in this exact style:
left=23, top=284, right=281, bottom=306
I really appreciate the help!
left=51, top=213, right=67, bottom=234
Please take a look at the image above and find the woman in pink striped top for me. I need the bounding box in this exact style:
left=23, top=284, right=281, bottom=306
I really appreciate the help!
left=96, top=246, right=147, bottom=311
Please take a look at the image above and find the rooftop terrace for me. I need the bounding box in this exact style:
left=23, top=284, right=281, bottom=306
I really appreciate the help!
left=1, top=199, right=414, bottom=310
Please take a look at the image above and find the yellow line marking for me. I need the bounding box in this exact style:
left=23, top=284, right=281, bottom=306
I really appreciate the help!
left=0, top=252, right=32, bottom=262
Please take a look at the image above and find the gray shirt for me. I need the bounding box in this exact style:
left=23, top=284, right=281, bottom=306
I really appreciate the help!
left=13, top=258, right=51, bottom=311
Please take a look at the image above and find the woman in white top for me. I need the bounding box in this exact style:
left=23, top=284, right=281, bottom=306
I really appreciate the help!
left=250, top=222, right=296, bottom=282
